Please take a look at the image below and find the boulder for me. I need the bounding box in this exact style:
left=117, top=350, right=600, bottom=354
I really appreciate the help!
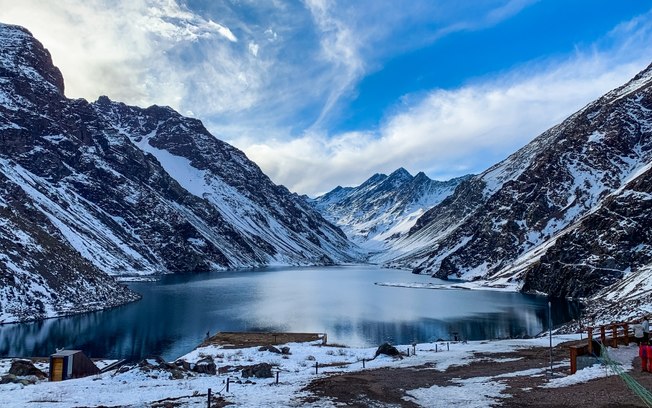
left=374, top=342, right=401, bottom=358
left=281, top=346, right=291, bottom=355
left=241, top=363, right=273, bottom=378
left=9, top=360, right=46, bottom=379
left=258, top=345, right=281, bottom=354
left=193, top=357, right=216, bottom=375
left=0, top=374, right=17, bottom=384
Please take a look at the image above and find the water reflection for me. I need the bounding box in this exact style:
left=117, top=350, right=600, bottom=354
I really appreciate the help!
left=0, top=266, right=580, bottom=361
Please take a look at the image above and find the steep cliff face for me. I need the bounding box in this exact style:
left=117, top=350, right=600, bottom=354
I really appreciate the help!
left=0, top=23, right=356, bottom=322
left=0, top=23, right=140, bottom=322
left=311, top=168, right=469, bottom=251
left=386, top=62, right=652, bottom=299
left=520, top=164, right=652, bottom=298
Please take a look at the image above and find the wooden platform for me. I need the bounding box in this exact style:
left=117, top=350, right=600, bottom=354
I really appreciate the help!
left=199, top=332, right=327, bottom=349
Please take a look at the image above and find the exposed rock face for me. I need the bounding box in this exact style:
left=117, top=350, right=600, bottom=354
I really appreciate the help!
left=311, top=167, right=469, bottom=251
left=387, top=62, right=652, bottom=300
left=521, top=166, right=652, bottom=298
left=0, top=22, right=357, bottom=323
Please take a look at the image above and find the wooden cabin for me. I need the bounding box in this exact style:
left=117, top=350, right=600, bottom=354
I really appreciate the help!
left=49, top=350, right=100, bottom=381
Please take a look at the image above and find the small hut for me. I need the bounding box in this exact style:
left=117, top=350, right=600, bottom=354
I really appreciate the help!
left=49, top=350, right=99, bottom=381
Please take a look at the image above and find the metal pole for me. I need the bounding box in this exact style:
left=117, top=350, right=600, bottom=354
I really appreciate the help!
left=549, top=301, right=553, bottom=377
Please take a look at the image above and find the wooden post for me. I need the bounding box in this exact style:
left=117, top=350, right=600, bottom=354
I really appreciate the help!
left=624, top=323, right=629, bottom=345
left=612, top=325, right=618, bottom=348
left=600, top=326, right=606, bottom=346
left=587, top=327, right=593, bottom=354
left=315, top=362, right=318, bottom=375
left=226, top=377, right=230, bottom=393
left=362, top=358, right=365, bottom=368
left=569, top=347, right=578, bottom=375
left=207, top=388, right=211, bottom=408
left=435, top=344, right=438, bottom=352
left=275, top=370, right=279, bottom=384
left=407, top=348, right=410, bottom=357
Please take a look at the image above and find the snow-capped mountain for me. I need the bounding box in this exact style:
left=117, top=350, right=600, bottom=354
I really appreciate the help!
left=385, top=61, right=652, bottom=302
left=310, top=168, right=469, bottom=252
left=0, top=23, right=356, bottom=322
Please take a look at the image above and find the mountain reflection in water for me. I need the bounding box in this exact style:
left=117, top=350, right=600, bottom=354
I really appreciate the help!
left=0, top=266, right=580, bottom=361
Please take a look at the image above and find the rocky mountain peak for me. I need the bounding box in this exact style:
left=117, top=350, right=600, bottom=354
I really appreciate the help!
left=0, top=23, right=64, bottom=95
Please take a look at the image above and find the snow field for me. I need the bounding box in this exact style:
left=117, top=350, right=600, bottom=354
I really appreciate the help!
left=1, top=333, right=638, bottom=407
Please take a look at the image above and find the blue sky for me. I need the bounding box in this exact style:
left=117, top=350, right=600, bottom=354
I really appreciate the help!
left=1, top=1, right=652, bottom=195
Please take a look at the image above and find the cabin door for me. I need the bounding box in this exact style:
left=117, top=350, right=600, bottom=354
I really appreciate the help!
left=51, top=358, right=64, bottom=381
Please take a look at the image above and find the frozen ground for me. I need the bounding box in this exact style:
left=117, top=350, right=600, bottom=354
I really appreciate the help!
left=0, top=334, right=641, bottom=407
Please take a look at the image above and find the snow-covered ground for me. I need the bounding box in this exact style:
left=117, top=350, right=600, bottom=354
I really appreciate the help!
left=0, top=334, right=638, bottom=407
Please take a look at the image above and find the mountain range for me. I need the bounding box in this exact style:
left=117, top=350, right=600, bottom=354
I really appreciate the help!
left=2, top=21, right=652, bottom=325
left=310, top=168, right=469, bottom=253
left=0, top=23, right=356, bottom=323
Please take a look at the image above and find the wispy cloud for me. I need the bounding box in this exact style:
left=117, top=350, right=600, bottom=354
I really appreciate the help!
left=0, top=0, right=252, bottom=115
left=2, top=1, right=650, bottom=197
left=241, top=12, right=652, bottom=195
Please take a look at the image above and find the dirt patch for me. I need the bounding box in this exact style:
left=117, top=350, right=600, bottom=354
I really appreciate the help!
left=200, top=332, right=325, bottom=348
left=303, top=345, right=652, bottom=407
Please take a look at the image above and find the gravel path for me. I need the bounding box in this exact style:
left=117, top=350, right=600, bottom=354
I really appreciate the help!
left=304, top=343, right=652, bottom=407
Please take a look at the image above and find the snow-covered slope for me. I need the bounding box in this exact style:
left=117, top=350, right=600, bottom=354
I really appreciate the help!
left=0, top=22, right=357, bottom=323
left=386, top=61, right=652, bottom=300
left=311, top=168, right=469, bottom=252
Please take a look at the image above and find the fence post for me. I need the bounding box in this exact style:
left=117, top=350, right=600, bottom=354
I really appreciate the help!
left=362, top=358, right=365, bottom=368
left=447, top=342, right=449, bottom=351
left=600, top=326, right=606, bottom=346
left=611, top=325, right=618, bottom=348
left=276, top=370, right=279, bottom=384
left=315, top=362, right=319, bottom=375
left=407, top=348, right=410, bottom=357
left=569, top=348, right=578, bottom=375
left=226, top=377, right=230, bottom=393
left=624, top=323, right=629, bottom=345
left=435, top=344, right=438, bottom=352
left=587, top=327, right=593, bottom=354
left=207, top=388, right=211, bottom=408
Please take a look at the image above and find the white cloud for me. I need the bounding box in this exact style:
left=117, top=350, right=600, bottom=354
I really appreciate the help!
left=0, top=0, right=251, bottom=114
left=241, top=54, right=650, bottom=196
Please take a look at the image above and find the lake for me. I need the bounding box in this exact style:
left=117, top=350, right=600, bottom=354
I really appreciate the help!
left=0, top=265, right=580, bottom=361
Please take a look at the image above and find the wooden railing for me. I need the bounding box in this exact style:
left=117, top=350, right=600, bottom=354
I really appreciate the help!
left=569, top=321, right=641, bottom=374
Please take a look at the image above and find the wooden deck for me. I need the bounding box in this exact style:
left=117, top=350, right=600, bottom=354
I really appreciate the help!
left=199, top=331, right=327, bottom=349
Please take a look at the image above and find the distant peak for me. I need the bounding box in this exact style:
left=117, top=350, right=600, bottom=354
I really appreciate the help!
left=413, top=171, right=431, bottom=182
left=96, top=95, right=112, bottom=105
left=388, top=167, right=412, bottom=179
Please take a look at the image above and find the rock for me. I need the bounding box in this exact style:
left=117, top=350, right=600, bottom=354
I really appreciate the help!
left=258, top=345, right=281, bottom=354
left=175, top=359, right=191, bottom=371
left=374, top=342, right=401, bottom=358
left=241, top=363, right=273, bottom=378
left=281, top=346, right=291, bottom=355
left=0, top=374, right=17, bottom=384
left=8, top=360, right=46, bottom=379
left=192, top=356, right=216, bottom=375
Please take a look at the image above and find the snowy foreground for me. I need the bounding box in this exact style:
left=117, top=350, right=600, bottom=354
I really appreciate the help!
left=0, top=334, right=637, bottom=407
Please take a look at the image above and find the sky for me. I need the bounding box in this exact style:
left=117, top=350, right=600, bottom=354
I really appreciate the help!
left=1, top=1, right=652, bottom=196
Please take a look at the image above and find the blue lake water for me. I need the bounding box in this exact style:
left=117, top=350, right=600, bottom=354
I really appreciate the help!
left=0, top=265, right=580, bottom=361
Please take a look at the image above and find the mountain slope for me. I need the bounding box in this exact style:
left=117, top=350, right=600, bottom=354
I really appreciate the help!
left=386, top=62, right=652, bottom=300
left=311, top=168, right=469, bottom=251
left=0, top=23, right=356, bottom=322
